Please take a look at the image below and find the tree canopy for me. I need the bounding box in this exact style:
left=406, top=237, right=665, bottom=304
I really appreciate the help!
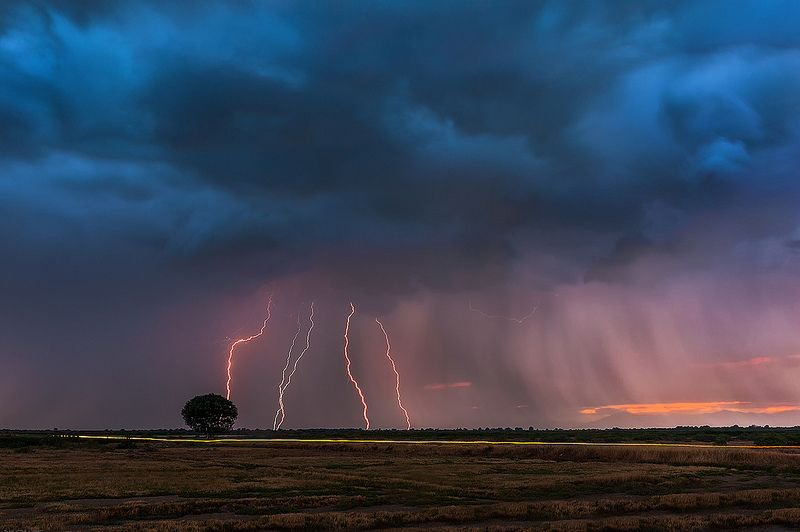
left=181, top=394, right=238, bottom=436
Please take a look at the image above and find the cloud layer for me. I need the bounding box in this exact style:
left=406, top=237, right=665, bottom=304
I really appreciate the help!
left=3, top=1, right=800, bottom=428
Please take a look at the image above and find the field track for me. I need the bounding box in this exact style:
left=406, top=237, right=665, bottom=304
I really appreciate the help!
left=67, top=433, right=800, bottom=449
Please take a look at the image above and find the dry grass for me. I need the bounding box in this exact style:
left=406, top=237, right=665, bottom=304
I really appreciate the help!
left=295, top=440, right=800, bottom=470
left=2, top=440, right=800, bottom=530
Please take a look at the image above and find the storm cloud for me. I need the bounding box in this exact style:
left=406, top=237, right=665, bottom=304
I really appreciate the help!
left=3, top=1, right=800, bottom=428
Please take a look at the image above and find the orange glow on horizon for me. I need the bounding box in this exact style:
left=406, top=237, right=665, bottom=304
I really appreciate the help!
left=581, top=401, right=800, bottom=416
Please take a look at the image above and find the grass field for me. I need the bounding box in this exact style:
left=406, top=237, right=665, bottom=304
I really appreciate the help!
left=3, top=434, right=800, bottom=530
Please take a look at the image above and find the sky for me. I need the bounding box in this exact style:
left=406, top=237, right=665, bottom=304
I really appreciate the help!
left=3, top=1, right=800, bottom=430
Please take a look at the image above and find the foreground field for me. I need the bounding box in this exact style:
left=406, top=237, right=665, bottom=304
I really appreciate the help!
left=4, top=438, right=800, bottom=530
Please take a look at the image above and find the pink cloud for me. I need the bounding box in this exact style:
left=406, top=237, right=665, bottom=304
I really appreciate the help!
left=425, top=381, right=472, bottom=391
left=697, top=356, right=775, bottom=369
left=697, top=354, right=800, bottom=370
left=580, top=401, right=800, bottom=416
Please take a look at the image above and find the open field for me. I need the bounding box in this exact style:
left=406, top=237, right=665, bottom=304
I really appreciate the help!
left=4, top=434, right=800, bottom=530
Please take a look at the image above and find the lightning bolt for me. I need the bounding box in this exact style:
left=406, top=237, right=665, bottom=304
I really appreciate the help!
left=343, top=302, right=370, bottom=429
left=273, top=312, right=303, bottom=430
left=468, top=299, right=538, bottom=324
left=376, top=318, right=411, bottom=429
left=225, top=294, right=273, bottom=401
left=274, top=302, right=315, bottom=430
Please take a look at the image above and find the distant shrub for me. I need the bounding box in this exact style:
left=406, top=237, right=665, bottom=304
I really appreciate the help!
left=0, top=434, right=64, bottom=449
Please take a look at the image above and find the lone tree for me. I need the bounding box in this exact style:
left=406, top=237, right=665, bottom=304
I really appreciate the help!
left=181, top=394, right=238, bottom=437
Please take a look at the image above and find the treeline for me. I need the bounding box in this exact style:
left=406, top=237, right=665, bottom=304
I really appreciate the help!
left=8, top=425, right=800, bottom=446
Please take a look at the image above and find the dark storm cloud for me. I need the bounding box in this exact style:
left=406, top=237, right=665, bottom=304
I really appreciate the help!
left=5, top=1, right=800, bottom=428
left=2, top=1, right=799, bottom=292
